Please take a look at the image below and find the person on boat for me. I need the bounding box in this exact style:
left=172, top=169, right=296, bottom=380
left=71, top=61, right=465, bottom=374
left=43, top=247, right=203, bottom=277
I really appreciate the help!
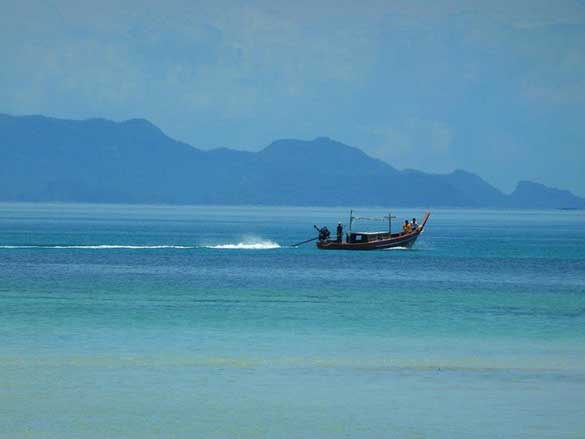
left=318, top=226, right=330, bottom=241
left=336, top=222, right=343, bottom=243
left=411, top=218, right=418, bottom=231
left=403, top=220, right=412, bottom=234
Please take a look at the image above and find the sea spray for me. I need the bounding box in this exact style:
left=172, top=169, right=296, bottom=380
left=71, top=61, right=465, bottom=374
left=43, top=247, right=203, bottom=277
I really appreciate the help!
left=204, top=240, right=281, bottom=250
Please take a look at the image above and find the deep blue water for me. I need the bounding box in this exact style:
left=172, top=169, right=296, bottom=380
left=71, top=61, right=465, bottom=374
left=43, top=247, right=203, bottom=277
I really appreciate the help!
left=1, top=203, right=584, bottom=438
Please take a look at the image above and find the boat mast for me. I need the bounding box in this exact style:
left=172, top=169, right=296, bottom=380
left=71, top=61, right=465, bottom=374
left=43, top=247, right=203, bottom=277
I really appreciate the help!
left=349, top=209, right=353, bottom=233
left=386, top=212, right=396, bottom=234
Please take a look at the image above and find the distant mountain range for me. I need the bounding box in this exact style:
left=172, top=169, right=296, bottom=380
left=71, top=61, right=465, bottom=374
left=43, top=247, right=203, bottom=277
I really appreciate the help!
left=1, top=113, right=583, bottom=208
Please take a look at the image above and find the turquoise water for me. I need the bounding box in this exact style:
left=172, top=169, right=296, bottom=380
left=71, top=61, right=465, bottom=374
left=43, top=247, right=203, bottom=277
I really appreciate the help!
left=1, top=203, right=584, bottom=438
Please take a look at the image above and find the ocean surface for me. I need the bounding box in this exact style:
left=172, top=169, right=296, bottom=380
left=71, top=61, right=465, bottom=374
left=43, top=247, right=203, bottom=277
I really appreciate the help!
left=1, top=203, right=584, bottom=439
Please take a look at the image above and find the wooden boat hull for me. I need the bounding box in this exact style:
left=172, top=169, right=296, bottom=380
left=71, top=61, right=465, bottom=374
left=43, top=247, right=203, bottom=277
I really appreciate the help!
left=317, top=229, right=422, bottom=250
left=316, top=212, right=430, bottom=251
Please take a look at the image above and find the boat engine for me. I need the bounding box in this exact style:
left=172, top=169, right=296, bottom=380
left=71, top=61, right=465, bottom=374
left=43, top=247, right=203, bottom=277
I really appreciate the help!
left=318, top=226, right=330, bottom=241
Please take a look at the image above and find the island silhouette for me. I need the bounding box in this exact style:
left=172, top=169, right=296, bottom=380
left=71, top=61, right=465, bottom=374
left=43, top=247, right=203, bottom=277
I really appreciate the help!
left=1, top=113, right=583, bottom=208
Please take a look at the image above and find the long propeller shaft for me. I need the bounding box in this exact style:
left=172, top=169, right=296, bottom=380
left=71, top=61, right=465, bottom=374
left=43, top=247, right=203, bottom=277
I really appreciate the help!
left=291, top=236, right=318, bottom=247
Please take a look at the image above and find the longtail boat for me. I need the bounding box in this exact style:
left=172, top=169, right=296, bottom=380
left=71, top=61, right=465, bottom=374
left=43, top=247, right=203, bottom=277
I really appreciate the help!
left=315, top=211, right=430, bottom=251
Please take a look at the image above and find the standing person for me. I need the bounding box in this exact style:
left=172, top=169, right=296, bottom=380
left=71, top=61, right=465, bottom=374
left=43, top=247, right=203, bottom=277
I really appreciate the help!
left=336, top=222, right=343, bottom=242
left=403, top=220, right=412, bottom=234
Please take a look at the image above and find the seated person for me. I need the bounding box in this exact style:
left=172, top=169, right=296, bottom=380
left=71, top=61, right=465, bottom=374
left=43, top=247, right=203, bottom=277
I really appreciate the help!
left=411, top=217, right=418, bottom=231
left=402, top=220, right=412, bottom=234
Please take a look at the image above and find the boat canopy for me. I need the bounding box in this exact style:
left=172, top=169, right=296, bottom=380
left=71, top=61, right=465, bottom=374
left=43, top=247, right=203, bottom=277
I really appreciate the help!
left=348, top=209, right=396, bottom=233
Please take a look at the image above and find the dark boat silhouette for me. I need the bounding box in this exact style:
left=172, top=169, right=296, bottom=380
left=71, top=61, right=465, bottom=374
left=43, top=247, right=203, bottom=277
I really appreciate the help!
left=316, top=211, right=430, bottom=251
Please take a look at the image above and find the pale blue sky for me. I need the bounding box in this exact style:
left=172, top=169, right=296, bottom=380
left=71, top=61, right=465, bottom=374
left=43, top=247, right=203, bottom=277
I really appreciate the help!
left=2, top=0, right=585, bottom=195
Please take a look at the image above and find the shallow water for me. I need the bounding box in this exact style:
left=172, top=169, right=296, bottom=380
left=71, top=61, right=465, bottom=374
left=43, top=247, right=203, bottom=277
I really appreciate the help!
left=1, top=203, right=584, bottom=438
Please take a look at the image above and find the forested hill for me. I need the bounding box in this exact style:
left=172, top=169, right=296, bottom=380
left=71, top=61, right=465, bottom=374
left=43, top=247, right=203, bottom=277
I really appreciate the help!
left=1, top=113, right=583, bottom=208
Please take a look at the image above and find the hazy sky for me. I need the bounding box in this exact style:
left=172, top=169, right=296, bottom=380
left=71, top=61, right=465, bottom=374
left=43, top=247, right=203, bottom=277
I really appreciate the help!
left=2, top=0, right=585, bottom=195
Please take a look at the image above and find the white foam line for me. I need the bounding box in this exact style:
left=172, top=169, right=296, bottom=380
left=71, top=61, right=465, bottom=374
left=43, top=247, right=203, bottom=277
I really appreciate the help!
left=203, top=241, right=281, bottom=250
left=0, top=245, right=195, bottom=250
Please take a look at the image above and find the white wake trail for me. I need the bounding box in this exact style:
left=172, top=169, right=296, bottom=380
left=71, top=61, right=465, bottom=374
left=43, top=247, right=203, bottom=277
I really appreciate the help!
left=0, top=244, right=195, bottom=250
left=204, top=240, right=281, bottom=250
